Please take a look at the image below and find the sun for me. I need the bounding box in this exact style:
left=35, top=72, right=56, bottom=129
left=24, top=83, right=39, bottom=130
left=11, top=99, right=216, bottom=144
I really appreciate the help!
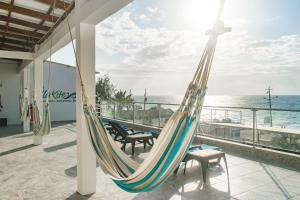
left=182, top=0, right=220, bottom=30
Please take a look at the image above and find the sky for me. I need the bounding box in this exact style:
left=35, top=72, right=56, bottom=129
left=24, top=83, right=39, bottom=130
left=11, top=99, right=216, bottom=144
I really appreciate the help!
left=51, top=0, right=300, bottom=96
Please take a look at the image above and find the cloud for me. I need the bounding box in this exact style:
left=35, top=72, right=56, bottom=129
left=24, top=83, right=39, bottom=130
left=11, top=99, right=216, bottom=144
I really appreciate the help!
left=95, top=11, right=300, bottom=95
left=96, top=12, right=206, bottom=74
left=139, top=14, right=151, bottom=24
left=147, top=7, right=158, bottom=13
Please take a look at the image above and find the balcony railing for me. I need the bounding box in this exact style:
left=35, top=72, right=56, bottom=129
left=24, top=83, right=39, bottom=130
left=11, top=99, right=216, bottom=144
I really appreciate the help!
left=96, top=101, right=300, bottom=154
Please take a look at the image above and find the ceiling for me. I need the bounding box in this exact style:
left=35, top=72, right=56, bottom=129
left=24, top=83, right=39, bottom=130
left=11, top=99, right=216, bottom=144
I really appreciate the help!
left=0, top=0, right=74, bottom=52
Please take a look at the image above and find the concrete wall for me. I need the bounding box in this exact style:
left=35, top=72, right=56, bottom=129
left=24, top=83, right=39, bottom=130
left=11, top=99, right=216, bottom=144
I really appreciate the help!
left=0, top=60, right=20, bottom=125
left=43, top=61, right=76, bottom=121
left=195, top=136, right=300, bottom=170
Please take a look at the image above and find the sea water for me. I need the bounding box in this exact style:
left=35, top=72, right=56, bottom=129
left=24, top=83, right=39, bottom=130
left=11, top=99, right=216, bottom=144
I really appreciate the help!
left=134, top=95, right=300, bottom=130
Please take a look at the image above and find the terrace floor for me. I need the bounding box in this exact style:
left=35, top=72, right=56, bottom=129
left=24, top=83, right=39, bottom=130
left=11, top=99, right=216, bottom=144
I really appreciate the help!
left=0, top=122, right=300, bottom=200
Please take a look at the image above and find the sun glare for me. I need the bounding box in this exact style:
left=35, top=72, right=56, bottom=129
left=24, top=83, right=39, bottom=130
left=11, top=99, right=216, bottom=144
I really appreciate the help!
left=182, top=0, right=221, bottom=29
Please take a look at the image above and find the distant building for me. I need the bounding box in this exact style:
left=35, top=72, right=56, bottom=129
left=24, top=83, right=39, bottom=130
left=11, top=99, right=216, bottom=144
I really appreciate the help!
left=0, top=59, right=76, bottom=125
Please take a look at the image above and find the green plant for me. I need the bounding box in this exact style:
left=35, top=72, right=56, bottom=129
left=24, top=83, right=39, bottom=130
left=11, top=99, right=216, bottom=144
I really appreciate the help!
left=96, top=74, right=115, bottom=103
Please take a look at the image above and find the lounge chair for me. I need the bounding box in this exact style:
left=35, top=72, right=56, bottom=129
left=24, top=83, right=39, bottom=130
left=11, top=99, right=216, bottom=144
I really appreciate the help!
left=105, top=121, right=133, bottom=141
left=108, top=121, right=159, bottom=140
left=150, top=130, right=160, bottom=138
left=108, top=121, right=154, bottom=155
left=108, top=121, right=140, bottom=140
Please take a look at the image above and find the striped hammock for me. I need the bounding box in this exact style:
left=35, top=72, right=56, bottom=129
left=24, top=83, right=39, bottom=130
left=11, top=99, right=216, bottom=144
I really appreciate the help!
left=81, top=20, right=230, bottom=192
left=32, top=100, right=51, bottom=136
left=20, top=96, right=30, bottom=121
left=19, top=94, right=24, bottom=120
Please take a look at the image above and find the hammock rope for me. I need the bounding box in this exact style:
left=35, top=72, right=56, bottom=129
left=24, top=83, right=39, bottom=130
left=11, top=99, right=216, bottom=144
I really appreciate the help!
left=63, top=0, right=230, bottom=192
left=32, top=1, right=57, bottom=136
left=20, top=67, right=30, bottom=121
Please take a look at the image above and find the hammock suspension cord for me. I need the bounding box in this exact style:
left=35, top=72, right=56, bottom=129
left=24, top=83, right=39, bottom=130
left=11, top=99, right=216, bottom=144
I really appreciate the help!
left=32, top=1, right=57, bottom=136
left=61, top=0, right=230, bottom=193
left=20, top=66, right=30, bottom=121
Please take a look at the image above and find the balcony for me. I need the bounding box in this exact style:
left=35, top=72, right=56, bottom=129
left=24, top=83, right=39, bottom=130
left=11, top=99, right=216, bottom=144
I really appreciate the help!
left=1, top=121, right=300, bottom=199
left=1, top=100, right=300, bottom=199
left=98, top=101, right=300, bottom=155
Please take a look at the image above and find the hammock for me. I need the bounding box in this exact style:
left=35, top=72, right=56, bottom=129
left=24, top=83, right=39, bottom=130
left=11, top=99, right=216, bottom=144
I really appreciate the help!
left=20, top=95, right=30, bottom=121
left=64, top=0, right=230, bottom=193
left=0, top=95, right=3, bottom=111
left=32, top=100, right=51, bottom=136
left=19, top=69, right=30, bottom=121
left=32, top=58, right=52, bottom=136
left=82, top=32, right=218, bottom=192
left=32, top=1, right=57, bottom=136
left=19, top=94, right=23, bottom=118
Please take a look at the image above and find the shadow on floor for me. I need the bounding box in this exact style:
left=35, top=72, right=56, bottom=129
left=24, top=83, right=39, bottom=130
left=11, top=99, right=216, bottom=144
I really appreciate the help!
left=0, top=144, right=36, bottom=157
left=0, top=121, right=75, bottom=139
left=44, top=141, right=76, bottom=152
left=131, top=161, right=230, bottom=200
left=65, top=166, right=77, bottom=178
left=65, top=163, right=100, bottom=178
left=51, top=121, right=76, bottom=129
left=14, top=133, right=34, bottom=138
left=0, top=125, right=24, bottom=138
left=260, top=163, right=292, bottom=199
left=65, top=192, right=94, bottom=200
left=122, top=143, right=153, bottom=163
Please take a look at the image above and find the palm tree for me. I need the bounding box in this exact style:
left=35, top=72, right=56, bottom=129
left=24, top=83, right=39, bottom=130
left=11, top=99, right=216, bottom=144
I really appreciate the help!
left=113, top=90, right=134, bottom=103
left=113, top=90, right=134, bottom=119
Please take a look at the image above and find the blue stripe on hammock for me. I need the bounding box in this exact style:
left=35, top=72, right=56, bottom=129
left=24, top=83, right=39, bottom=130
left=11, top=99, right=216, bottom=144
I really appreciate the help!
left=85, top=100, right=201, bottom=192
left=140, top=116, right=194, bottom=192
left=113, top=113, right=186, bottom=188
left=146, top=119, right=198, bottom=192
left=113, top=113, right=190, bottom=192
left=85, top=105, right=136, bottom=174
left=95, top=108, right=136, bottom=174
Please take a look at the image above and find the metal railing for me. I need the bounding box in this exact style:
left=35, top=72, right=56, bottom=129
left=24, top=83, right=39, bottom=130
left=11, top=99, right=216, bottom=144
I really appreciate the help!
left=96, top=100, right=300, bottom=154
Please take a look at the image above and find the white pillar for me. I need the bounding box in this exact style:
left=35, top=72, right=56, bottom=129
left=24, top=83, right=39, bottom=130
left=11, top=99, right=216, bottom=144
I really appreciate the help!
left=33, top=56, right=44, bottom=145
left=22, top=67, right=30, bottom=132
left=76, top=22, right=96, bottom=194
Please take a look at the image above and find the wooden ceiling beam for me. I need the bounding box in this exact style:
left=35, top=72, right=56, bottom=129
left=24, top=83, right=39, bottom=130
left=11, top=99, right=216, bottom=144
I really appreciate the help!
left=5, top=0, right=14, bottom=32
left=32, top=0, right=55, bottom=35
left=0, top=31, right=38, bottom=43
left=0, top=37, right=33, bottom=48
left=0, top=15, right=50, bottom=31
left=1, top=0, right=14, bottom=46
left=0, top=2, right=59, bottom=22
left=0, top=57, right=22, bottom=63
left=0, top=24, right=44, bottom=39
left=36, top=1, right=74, bottom=45
left=1, top=43, right=31, bottom=52
left=34, top=0, right=71, bottom=10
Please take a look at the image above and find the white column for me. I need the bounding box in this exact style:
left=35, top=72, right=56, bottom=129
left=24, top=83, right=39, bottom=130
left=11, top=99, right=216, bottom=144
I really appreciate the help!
left=22, top=67, right=30, bottom=132
left=76, top=22, right=96, bottom=194
left=33, top=56, right=44, bottom=145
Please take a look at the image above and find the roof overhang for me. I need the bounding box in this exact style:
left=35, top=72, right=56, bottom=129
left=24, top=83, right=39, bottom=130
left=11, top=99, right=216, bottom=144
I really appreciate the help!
left=0, top=0, right=133, bottom=69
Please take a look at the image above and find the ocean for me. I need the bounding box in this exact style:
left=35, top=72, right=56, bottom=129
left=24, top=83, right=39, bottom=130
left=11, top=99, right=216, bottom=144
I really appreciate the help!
left=133, top=95, right=300, bottom=130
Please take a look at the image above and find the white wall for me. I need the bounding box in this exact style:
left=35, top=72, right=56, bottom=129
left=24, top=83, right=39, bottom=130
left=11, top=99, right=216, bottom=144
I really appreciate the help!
left=0, top=59, right=21, bottom=125
left=43, top=61, right=76, bottom=121
left=0, top=60, right=76, bottom=125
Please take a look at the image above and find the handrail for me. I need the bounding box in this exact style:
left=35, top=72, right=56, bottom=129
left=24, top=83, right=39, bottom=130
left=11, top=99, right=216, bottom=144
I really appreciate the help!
left=97, top=100, right=300, bottom=113
left=97, top=100, right=300, bottom=154
left=203, top=105, right=300, bottom=112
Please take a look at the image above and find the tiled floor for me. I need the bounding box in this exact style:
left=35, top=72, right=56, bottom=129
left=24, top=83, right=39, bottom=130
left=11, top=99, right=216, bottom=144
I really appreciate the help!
left=0, top=123, right=299, bottom=200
